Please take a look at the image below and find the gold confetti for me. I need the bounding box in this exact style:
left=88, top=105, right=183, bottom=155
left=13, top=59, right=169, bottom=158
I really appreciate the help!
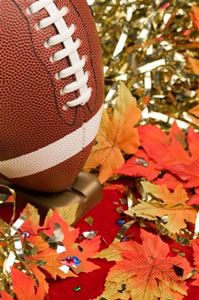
left=90, top=0, right=199, bottom=123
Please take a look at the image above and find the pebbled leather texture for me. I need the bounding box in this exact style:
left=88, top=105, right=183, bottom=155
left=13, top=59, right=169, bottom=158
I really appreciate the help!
left=0, top=0, right=104, bottom=192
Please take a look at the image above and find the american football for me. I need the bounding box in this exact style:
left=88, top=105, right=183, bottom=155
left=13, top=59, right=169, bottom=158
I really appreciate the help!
left=0, top=0, right=104, bottom=192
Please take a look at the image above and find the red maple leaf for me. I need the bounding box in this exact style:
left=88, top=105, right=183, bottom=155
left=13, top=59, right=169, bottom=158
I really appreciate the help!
left=155, top=173, right=183, bottom=190
left=116, top=149, right=160, bottom=181
left=192, top=239, right=199, bottom=286
left=188, top=192, right=199, bottom=206
left=0, top=291, right=13, bottom=300
left=137, top=123, right=199, bottom=188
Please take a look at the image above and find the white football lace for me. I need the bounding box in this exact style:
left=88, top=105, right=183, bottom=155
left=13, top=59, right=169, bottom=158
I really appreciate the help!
left=27, top=0, right=92, bottom=109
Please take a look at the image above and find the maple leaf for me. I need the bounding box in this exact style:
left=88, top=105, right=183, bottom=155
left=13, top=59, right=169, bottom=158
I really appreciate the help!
left=191, top=6, right=199, bottom=30
left=103, top=184, right=126, bottom=193
left=188, top=192, right=199, bottom=206
left=192, top=239, right=199, bottom=286
left=20, top=204, right=40, bottom=235
left=43, top=210, right=79, bottom=248
left=70, top=236, right=101, bottom=274
left=11, top=267, right=39, bottom=300
left=98, top=230, right=191, bottom=300
left=29, top=265, right=49, bottom=299
left=27, top=235, right=71, bottom=279
left=155, top=173, right=183, bottom=190
left=188, top=57, right=199, bottom=75
left=138, top=123, right=199, bottom=188
left=95, top=243, right=123, bottom=262
left=189, top=105, right=199, bottom=118
left=116, top=149, right=160, bottom=181
left=186, top=105, right=199, bottom=127
left=126, top=182, right=197, bottom=234
left=20, top=206, right=78, bottom=279
left=0, top=291, right=13, bottom=300
left=44, top=210, right=101, bottom=274
left=84, top=83, right=141, bottom=183
left=21, top=207, right=100, bottom=279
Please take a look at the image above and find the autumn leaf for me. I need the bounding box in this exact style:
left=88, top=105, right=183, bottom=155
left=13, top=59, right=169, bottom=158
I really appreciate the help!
left=192, top=239, right=199, bottom=286
left=20, top=204, right=40, bottom=235
left=97, top=230, right=191, bottom=300
left=70, top=236, right=101, bottom=274
left=44, top=212, right=101, bottom=274
left=103, top=184, right=126, bottom=193
left=138, top=123, right=199, bottom=188
left=95, top=243, right=123, bottom=262
left=0, top=291, right=13, bottom=300
left=22, top=209, right=79, bottom=279
left=26, top=235, right=71, bottom=279
left=21, top=207, right=101, bottom=279
left=155, top=173, right=183, bottom=190
left=191, top=6, right=199, bottom=30
left=84, top=83, right=141, bottom=183
left=189, top=105, right=199, bottom=118
left=187, top=108, right=199, bottom=132
left=43, top=210, right=79, bottom=249
left=20, top=206, right=78, bottom=279
left=187, top=57, right=199, bottom=75
left=126, top=182, right=197, bottom=234
left=116, top=149, right=160, bottom=181
left=11, top=267, right=39, bottom=300
left=139, top=123, right=191, bottom=166
left=29, top=265, right=49, bottom=299
left=188, top=192, right=199, bottom=206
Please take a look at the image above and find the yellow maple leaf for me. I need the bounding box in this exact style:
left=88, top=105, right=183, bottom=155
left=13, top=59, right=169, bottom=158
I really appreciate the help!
left=94, top=243, right=122, bottom=261
left=187, top=57, right=199, bottom=75
left=84, top=83, right=141, bottom=183
left=96, top=280, right=131, bottom=300
left=126, top=182, right=197, bottom=234
left=189, top=105, right=199, bottom=118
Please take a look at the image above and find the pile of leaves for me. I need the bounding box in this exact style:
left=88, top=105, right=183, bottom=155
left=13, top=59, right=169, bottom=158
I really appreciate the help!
left=0, top=204, right=100, bottom=299
left=84, top=83, right=199, bottom=299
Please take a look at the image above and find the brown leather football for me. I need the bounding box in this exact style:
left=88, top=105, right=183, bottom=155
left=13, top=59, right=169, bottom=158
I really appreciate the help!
left=0, top=0, right=104, bottom=193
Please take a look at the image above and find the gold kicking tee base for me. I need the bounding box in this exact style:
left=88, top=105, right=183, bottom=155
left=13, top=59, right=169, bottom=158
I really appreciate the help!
left=0, top=172, right=102, bottom=225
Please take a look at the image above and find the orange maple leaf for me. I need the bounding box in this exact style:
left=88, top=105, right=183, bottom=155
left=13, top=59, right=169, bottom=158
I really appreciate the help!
left=26, top=235, right=72, bottom=280
left=11, top=267, right=39, bottom=300
left=43, top=210, right=100, bottom=274
left=84, top=83, right=141, bottom=183
left=189, top=105, right=199, bottom=118
left=98, top=230, right=192, bottom=300
left=72, top=236, right=101, bottom=274
left=187, top=57, right=199, bottom=75
left=29, top=265, right=49, bottom=300
left=21, top=206, right=100, bottom=278
left=20, top=207, right=78, bottom=279
left=191, top=6, right=199, bottom=30
left=43, top=210, right=79, bottom=249
left=126, top=182, right=197, bottom=234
